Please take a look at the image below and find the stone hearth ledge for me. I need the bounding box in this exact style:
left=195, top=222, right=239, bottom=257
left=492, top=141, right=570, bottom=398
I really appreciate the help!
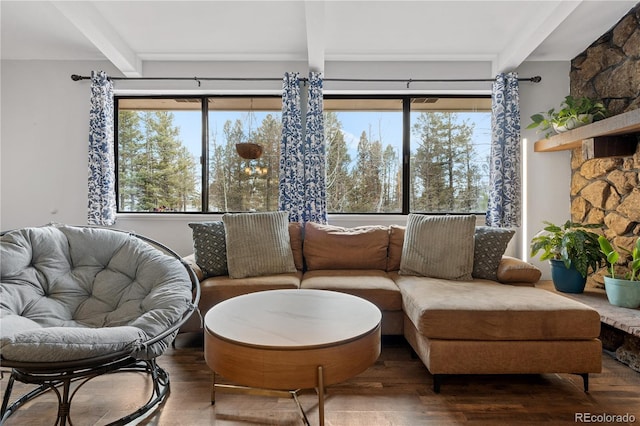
left=536, top=280, right=640, bottom=337
left=537, top=280, right=640, bottom=372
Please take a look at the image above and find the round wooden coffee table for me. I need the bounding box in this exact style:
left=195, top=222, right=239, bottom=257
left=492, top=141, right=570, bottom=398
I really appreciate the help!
left=204, top=289, right=382, bottom=425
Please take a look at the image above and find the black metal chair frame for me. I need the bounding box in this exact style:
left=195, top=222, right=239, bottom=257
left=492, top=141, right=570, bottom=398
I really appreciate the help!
left=0, top=228, right=201, bottom=426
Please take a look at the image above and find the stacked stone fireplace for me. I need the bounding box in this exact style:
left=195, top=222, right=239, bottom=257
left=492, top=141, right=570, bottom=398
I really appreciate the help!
left=571, top=153, right=640, bottom=287
left=566, top=3, right=639, bottom=371
left=569, top=2, right=640, bottom=289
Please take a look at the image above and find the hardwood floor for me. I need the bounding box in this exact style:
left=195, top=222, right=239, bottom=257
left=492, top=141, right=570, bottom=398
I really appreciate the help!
left=2, top=334, right=639, bottom=425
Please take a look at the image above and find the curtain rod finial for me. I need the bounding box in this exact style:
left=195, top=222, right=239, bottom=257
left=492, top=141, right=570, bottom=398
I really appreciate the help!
left=531, top=76, right=542, bottom=83
left=70, top=74, right=83, bottom=81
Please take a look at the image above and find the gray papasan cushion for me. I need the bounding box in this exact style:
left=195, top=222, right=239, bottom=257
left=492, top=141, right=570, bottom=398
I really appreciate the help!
left=0, top=225, right=193, bottom=363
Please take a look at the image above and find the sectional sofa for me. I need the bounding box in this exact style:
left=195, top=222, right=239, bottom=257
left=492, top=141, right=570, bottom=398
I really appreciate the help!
left=184, top=212, right=602, bottom=392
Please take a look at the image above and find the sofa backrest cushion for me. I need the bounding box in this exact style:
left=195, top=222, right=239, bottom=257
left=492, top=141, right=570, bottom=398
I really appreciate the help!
left=387, top=225, right=405, bottom=271
left=400, top=214, right=476, bottom=280
left=288, top=222, right=304, bottom=271
left=303, top=222, right=389, bottom=270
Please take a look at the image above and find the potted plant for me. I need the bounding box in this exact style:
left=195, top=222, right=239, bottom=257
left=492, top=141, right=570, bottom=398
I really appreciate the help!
left=598, top=236, right=640, bottom=308
left=527, top=95, right=608, bottom=138
left=530, top=221, right=605, bottom=293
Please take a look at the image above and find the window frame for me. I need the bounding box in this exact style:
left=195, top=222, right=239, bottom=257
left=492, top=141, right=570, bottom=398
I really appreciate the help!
left=114, top=94, right=491, bottom=215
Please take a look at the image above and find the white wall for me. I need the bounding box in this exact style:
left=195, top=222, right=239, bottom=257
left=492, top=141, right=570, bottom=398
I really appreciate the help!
left=516, top=61, right=572, bottom=278
left=1, top=60, right=120, bottom=230
left=1, top=59, right=572, bottom=265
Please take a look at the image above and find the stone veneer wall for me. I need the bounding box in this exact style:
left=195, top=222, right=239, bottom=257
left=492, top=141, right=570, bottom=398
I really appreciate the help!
left=569, top=3, right=640, bottom=373
left=569, top=2, right=640, bottom=288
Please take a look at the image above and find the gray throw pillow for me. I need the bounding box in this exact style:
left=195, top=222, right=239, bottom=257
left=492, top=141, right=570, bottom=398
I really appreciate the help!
left=400, top=214, right=476, bottom=280
left=189, top=222, right=228, bottom=277
left=473, top=226, right=515, bottom=281
left=222, top=211, right=296, bottom=279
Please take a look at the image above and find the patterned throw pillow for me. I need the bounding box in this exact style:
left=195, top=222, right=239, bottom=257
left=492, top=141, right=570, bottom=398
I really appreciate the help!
left=189, top=222, right=228, bottom=278
left=472, top=226, right=515, bottom=281
left=400, top=214, right=476, bottom=280
left=222, top=211, right=296, bottom=279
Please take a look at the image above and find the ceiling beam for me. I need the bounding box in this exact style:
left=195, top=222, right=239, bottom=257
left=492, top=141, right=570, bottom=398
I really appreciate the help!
left=495, top=0, right=583, bottom=74
left=304, top=0, right=326, bottom=73
left=51, top=1, right=142, bottom=77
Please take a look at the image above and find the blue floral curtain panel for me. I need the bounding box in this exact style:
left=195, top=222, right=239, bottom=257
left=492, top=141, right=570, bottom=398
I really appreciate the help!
left=486, top=72, right=521, bottom=228
left=87, top=71, right=117, bottom=226
left=279, top=72, right=306, bottom=223
left=303, top=72, right=327, bottom=224
left=278, top=72, right=327, bottom=224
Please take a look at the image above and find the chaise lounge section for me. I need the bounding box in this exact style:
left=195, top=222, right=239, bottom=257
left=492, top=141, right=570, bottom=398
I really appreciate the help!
left=398, top=275, right=602, bottom=392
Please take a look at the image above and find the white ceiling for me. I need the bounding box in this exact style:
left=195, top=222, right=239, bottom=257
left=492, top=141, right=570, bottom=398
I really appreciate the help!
left=1, top=0, right=637, bottom=77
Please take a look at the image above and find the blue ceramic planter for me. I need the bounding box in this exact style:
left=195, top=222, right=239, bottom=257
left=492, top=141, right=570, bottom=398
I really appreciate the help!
left=604, top=276, right=640, bottom=309
left=549, top=259, right=587, bottom=293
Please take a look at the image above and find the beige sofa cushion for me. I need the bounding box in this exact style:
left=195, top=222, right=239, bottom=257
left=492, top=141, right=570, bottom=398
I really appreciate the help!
left=400, top=214, right=475, bottom=280
left=303, top=222, right=389, bottom=270
left=301, top=269, right=402, bottom=311
left=396, top=275, right=600, bottom=341
left=223, top=212, right=296, bottom=279
left=198, top=272, right=302, bottom=313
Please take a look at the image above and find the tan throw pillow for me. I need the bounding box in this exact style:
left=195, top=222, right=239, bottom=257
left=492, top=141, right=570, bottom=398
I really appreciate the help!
left=496, top=256, right=542, bottom=284
left=303, top=222, right=389, bottom=270
left=400, top=214, right=476, bottom=280
left=222, top=211, right=296, bottom=279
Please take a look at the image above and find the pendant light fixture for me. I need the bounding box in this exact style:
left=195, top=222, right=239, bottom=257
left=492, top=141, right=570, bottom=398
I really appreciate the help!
left=236, top=98, right=263, bottom=160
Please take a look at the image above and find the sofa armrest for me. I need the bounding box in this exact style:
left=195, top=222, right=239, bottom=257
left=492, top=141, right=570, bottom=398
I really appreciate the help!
left=496, top=256, right=541, bottom=286
left=183, top=254, right=206, bottom=282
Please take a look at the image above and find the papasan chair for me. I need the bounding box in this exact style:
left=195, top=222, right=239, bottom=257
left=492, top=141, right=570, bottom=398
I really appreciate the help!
left=0, top=224, right=200, bottom=425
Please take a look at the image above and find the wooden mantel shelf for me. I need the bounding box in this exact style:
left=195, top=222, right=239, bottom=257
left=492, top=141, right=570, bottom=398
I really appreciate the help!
left=533, top=108, right=640, bottom=153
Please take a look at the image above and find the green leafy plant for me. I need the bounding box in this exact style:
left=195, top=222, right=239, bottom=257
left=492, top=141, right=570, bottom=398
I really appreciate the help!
left=598, top=236, right=640, bottom=281
left=530, top=221, right=605, bottom=278
left=527, top=96, right=608, bottom=138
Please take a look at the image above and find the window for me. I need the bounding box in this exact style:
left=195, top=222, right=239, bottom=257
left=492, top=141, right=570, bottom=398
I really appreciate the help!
left=116, top=98, right=202, bottom=212
left=115, top=95, right=491, bottom=214
left=324, top=98, right=403, bottom=213
left=207, top=97, right=282, bottom=212
left=116, top=96, right=281, bottom=213
left=324, top=96, right=491, bottom=214
left=409, top=97, right=492, bottom=213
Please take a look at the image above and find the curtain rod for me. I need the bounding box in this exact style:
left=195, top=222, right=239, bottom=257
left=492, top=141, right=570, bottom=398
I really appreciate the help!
left=70, top=74, right=541, bottom=88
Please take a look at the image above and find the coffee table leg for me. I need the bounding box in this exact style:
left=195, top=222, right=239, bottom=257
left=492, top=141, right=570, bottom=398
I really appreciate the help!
left=211, top=372, right=216, bottom=405
left=318, top=365, right=325, bottom=426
